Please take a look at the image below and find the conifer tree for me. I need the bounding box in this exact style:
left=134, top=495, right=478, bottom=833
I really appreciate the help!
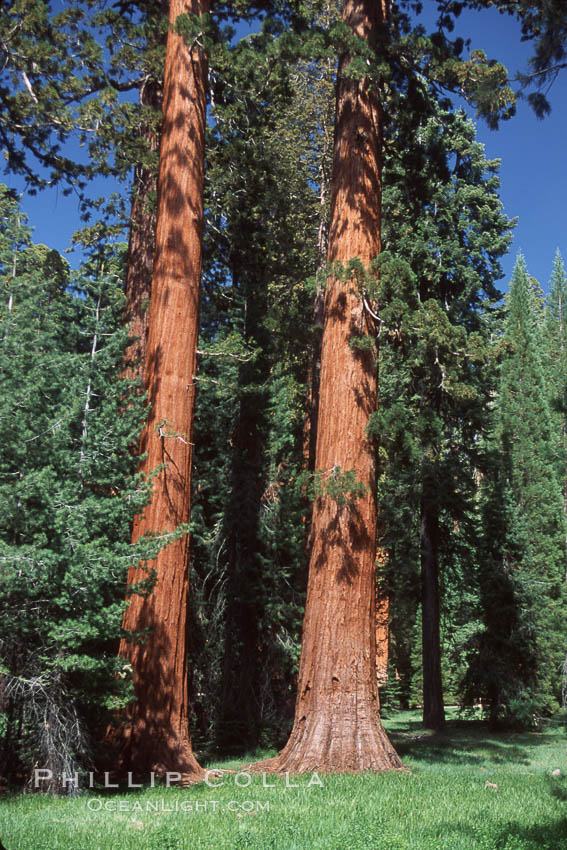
left=545, top=251, right=567, bottom=532
left=0, top=187, right=160, bottom=788
left=376, top=105, right=514, bottom=727
left=115, top=0, right=302, bottom=773
left=115, top=0, right=210, bottom=779
left=121, top=1, right=167, bottom=382
left=456, top=0, right=567, bottom=115
left=248, top=0, right=403, bottom=774
left=235, top=0, right=518, bottom=769
left=467, top=255, right=566, bottom=724
left=188, top=21, right=322, bottom=749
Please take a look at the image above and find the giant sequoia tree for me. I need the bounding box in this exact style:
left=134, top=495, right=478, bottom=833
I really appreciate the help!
left=116, top=0, right=209, bottom=778
left=260, top=0, right=513, bottom=771
left=253, top=0, right=402, bottom=773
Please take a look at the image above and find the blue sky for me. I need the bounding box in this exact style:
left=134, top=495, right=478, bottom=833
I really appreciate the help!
left=450, top=5, right=567, bottom=292
left=4, top=2, right=566, bottom=294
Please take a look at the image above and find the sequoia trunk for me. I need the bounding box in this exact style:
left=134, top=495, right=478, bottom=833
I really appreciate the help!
left=116, top=0, right=209, bottom=779
left=256, top=0, right=401, bottom=772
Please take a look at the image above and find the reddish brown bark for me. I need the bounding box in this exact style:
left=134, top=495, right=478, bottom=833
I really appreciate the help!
left=253, top=0, right=401, bottom=773
left=116, top=0, right=209, bottom=779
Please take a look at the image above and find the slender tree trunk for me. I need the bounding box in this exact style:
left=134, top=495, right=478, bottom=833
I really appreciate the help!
left=254, top=0, right=401, bottom=773
left=219, top=290, right=268, bottom=747
left=123, top=77, right=163, bottom=381
left=375, top=554, right=390, bottom=687
left=420, top=483, right=445, bottom=730
left=219, top=402, right=265, bottom=748
left=2, top=215, right=19, bottom=343
left=302, top=286, right=325, bottom=475
left=116, top=0, right=209, bottom=779
left=79, top=289, right=101, bottom=470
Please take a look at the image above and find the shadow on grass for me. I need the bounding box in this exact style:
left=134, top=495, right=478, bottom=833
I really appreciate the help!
left=548, top=775, right=567, bottom=802
left=422, top=817, right=567, bottom=850
left=385, top=717, right=560, bottom=768
left=494, top=817, right=567, bottom=849
left=201, top=747, right=277, bottom=770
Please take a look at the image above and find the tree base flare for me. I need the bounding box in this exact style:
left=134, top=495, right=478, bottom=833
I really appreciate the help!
left=247, top=712, right=405, bottom=774
left=107, top=721, right=205, bottom=785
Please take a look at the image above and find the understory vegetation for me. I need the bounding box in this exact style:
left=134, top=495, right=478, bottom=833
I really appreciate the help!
left=1, top=712, right=566, bottom=849
left=0, top=0, right=566, bottom=803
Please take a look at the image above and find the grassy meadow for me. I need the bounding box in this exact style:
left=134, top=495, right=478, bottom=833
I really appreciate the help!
left=0, top=711, right=566, bottom=850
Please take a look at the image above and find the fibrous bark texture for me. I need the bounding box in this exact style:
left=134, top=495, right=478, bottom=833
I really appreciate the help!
left=254, top=0, right=401, bottom=773
left=116, top=0, right=209, bottom=780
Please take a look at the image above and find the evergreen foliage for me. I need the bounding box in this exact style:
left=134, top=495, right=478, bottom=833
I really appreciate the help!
left=465, top=255, right=567, bottom=725
left=0, top=0, right=566, bottom=780
left=545, top=251, right=567, bottom=506
left=0, top=187, right=170, bottom=787
left=455, top=0, right=567, bottom=115
left=188, top=26, right=320, bottom=750
left=374, top=104, right=514, bottom=721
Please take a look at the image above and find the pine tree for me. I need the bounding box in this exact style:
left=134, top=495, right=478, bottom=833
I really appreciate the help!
left=0, top=187, right=160, bottom=788
left=467, top=255, right=566, bottom=724
left=376, top=105, right=514, bottom=727
left=545, top=251, right=567, bottom=533
left=188, top=22, right=321, bottom=750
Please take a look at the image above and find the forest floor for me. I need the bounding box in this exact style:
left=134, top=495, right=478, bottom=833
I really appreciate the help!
left=0, top=710, right=566, bottom=849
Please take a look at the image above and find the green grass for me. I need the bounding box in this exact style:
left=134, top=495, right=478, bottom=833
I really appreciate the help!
left=1, top=710, right=566, bottom=849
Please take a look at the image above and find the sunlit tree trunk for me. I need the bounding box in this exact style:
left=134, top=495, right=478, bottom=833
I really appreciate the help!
left=116, top=0, right=209, bottom=779
left=375, top=555, right=390, bottom=687
left=256, top=0, right=401, bottom=773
